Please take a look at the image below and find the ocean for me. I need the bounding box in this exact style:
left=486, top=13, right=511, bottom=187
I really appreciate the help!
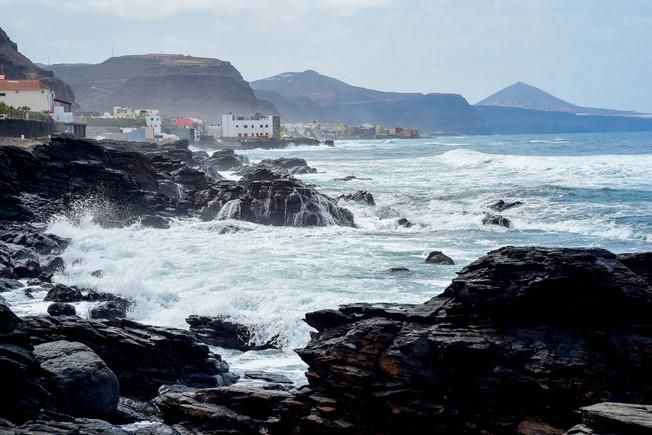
left=7, top=131, right=652, bottom=384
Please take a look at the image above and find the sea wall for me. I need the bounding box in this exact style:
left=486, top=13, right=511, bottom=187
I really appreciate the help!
left=0, top=119, right=54, bottom=138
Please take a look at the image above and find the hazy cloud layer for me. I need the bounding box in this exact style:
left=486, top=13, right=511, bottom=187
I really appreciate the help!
left=4, top=0, right=652, bottom=111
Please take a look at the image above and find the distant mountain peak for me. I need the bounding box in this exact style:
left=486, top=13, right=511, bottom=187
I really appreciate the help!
left=476, top=81, right=641, bottom=116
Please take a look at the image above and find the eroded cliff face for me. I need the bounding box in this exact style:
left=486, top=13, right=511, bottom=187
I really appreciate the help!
left=0, top=27, right=75, bottom=103
left=48, top=54, right=275, bottom=121
left=282, top=247, right=652, bottom=434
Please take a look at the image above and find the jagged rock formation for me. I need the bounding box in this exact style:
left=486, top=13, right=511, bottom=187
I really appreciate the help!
left=282, top=247, right=652, bottom=434
left=338, top=190, right=375, bottom=206
left=0, top=27, right=75, bottom=103
left=47, top=54, right=275, bottom=121
left=0, top=136, right=353, bottom=228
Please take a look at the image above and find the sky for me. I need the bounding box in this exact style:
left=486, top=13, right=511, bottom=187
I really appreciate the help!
left=2, top=0, right=651, bottom=112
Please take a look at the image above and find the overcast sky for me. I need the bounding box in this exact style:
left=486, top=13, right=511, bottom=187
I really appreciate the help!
left=3, top=0, right=651, bottom=111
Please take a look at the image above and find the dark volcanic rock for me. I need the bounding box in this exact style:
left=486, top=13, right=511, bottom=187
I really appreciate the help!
left=338, top=190, right=375, bottom=206
left=34, top=340, right=120, bottom=417
left=244, top=371, right=293, bottom=385
left=489, top=199, right=524, bottom=212
left=21, top=315, right=233, bottom=398
left=0, top=416, right=131, bottom=434
left=204, top=149, right=248, bottom=172
left=44, top=284, right=83, bottom=302
left=0, top=304, right=48, bottom=423
left=155, top=384, right=291, bottom=434
left=44, top=284, right=129, bottom=307
left=617, top=252, right=652, bottom=286
left=186, top=315, right=281, bottom=351
left=397, top=217, right=412, bottom=228
left=200, top=170, right=354, bottom=227
left=482, top=213, right=511, bottom=228
left=2, top=136, right=353, bottom=229
left=284, top=247, right=652, bottom=434
left=47, top=302, right=76, bottom=316
left=424, top=250, right=455, bottom=265
left=89, top=300, right=129, bottom=320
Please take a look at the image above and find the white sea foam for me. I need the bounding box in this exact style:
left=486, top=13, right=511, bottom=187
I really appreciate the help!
left=28, top=135, right=652, bottom=382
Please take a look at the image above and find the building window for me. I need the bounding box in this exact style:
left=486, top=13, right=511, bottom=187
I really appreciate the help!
left=244, top=125, right=248, bottom=128
left=260, top=124, right=263, bottom=128
left=236, top=125, right=239, bottom=128
left=265, top=124, right=268, bottom=128
left=244, top=133, right=248, bottom=137
left=238, top=133, right=242, bottom=137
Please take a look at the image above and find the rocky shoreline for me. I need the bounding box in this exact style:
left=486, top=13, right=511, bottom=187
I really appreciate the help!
left=1, top=136, right=651, bottom=434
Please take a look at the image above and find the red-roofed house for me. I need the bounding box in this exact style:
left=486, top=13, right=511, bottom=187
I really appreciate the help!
left=175, top=117, right=194, bottom=129
left=0, top=75, right=54, bottom=113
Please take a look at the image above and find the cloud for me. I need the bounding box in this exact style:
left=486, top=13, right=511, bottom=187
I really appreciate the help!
left=40, top=0, right=391, bottom=19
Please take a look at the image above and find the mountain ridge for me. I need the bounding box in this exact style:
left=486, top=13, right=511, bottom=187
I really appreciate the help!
left=47, top=54, right=275, bottom=121
left=251, top=70, right=488, bottom=134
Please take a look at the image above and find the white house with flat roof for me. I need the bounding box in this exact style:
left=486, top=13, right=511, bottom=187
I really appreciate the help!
left=221, top=114, right=280, bottom=139
left=0, top=75, right=54, bottom=113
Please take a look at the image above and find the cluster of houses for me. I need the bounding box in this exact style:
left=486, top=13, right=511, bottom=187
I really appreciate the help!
left=1, top=75, right=418, bottom=144
left=283, top=122, right=419, bottom=140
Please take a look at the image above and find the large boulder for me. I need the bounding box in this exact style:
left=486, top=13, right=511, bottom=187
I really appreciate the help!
left=283, top=247, right=652, bottom=434
left=33, top=340, right=119, bottom=417
left=0, top=304, right=49, bottom=423
left=89, top=300, right=129, bottom=320
left=424, top=250, right=454, bottom=265
left=204, top=149, right=248, bottom=172
left=47, top=302, right=76, bottom=316
left=21, top=316, right=234, bottom=398
left=201, top=170, right=355, bottom=227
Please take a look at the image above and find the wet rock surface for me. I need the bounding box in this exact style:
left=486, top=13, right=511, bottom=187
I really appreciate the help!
left=186, top=314, right=282, bottom=351
left=155, top=384, right=292, bottom=434
left=0, top=304, right=48, bottom=423
left=424, top=250, right=454, bottom=265
left=47, top=302, right=76, bottom=316
left=0, top=136, right=351, bottom=228
left=482, top=212, right=512, bottom=228
left=489, top=199, right=524, bottom=212
left=338, top=190, right=375, bottom=206
left=283, top=246, right=652, bottom=434
left=21, top=315, right=234, bottom=399
left=34, top=340, right=120, bottom=417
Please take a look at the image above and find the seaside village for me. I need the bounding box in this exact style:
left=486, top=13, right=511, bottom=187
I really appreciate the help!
left=0, top=75, right=419, bottom=145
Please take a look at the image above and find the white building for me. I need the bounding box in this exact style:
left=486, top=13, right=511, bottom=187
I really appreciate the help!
left=221, top=114, right=280, bottom=139
left=113, top=106, right=136, bottom=119
left=0, top=75, right=54, bottom=113
left=144, top=110, right=161, bottom=135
